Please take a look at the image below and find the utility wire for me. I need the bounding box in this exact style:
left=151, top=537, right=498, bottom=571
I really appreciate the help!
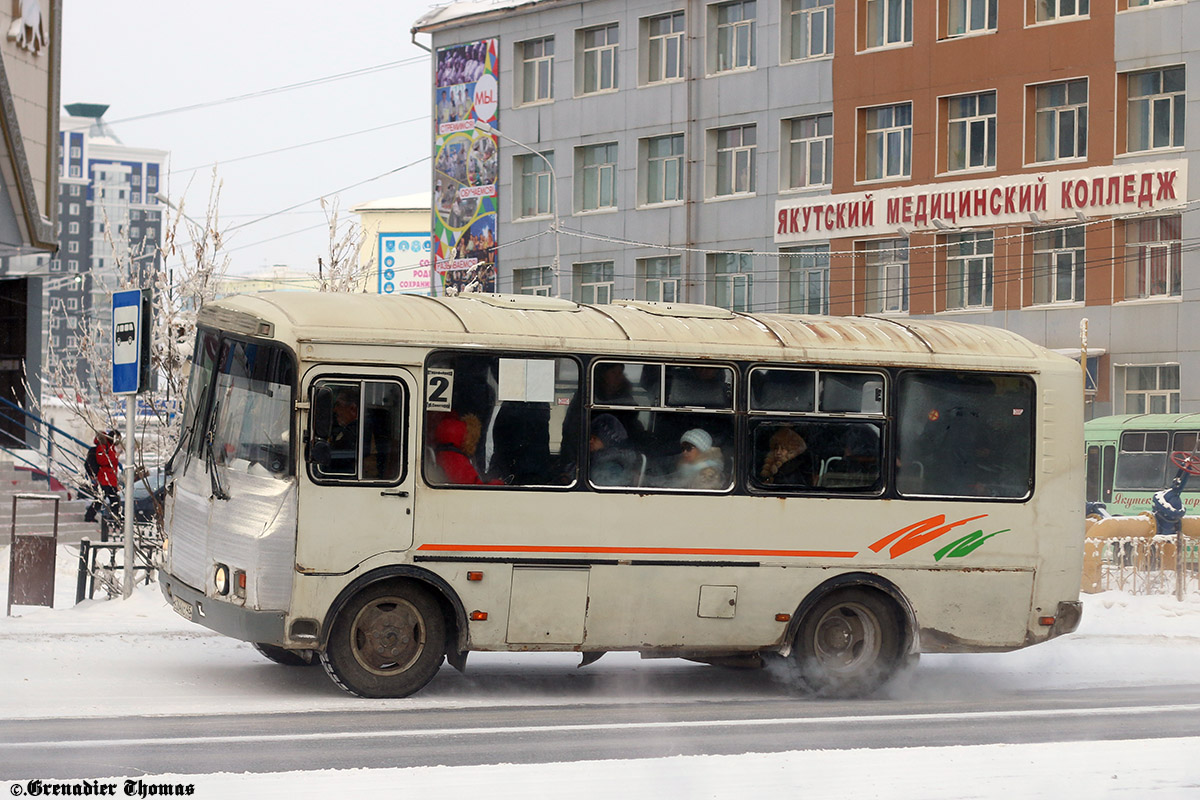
left=106, top=57, right=427, bottom=126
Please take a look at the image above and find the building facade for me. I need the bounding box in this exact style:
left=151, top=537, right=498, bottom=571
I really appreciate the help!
left=414, top=0, right=1199, bottom=417
left=0, top=0, right=61, bottom=447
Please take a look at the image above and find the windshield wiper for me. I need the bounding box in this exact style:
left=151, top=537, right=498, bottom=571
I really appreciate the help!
left=166, top=383, right=209, bottom=477
left=204, top=402, right=230, bottom=501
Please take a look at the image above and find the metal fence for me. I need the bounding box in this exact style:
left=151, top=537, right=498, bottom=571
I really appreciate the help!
left=1083, top=535, right=1200, bottom=596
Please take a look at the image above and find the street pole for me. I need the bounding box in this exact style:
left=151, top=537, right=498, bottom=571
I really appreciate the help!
left=122, top=394, right=135, bottom=598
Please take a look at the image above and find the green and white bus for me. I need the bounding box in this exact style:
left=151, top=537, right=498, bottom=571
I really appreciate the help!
left=160, top=292, right=1085, bottom=699
left=1085, top=413, right=1200, bottom=514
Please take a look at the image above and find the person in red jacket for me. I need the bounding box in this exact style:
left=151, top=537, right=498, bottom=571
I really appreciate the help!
left=432, top=415, right=487, bottom=484
left=85, top=430, right=121, bottom=523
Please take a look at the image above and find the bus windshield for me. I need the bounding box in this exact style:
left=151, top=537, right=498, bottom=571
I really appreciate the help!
left=184, top=331, right=295, bottom=483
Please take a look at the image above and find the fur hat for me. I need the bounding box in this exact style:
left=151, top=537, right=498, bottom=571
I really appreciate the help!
left=591, top=414, right=628, bottom=448
left=680, top=428, right=713, bottom=452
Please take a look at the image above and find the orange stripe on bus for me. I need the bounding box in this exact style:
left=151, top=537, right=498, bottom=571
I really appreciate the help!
left=416, top=544, right=858, bottom=558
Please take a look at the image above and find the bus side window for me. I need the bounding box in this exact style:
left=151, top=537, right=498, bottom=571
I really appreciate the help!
left=1115, top=431, right=1169, bottom=490
left=423, top=352, right=579, bottom=487
left=310, top=379, right=405, bottom=484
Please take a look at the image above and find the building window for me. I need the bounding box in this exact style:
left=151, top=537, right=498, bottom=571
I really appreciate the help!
left=1032, top=225, right=1085, bottom=304
left=1035, top=0, right=1089, bottom=22
left=147, top=175, right=157, bottom=189
left=643, top=134, right=684, bottom=205
left=69, top=185, right=80, bottom=196
left=946, top=0, right=996, bottom=35
left=784, top=245, right=830, bottom=314
left=579, top=24, right=619, bottom=94
left=68, top=203, right=79, bottom=215
left=69, top=146, right=80, bottom=158
left=1123, top=365, right=1179, bottom=414
left=517, top=152, right=555, bottom=219
left=945, top=232, right=993, bottom=310
left=862, top=239, right=908, bottom=313
left=514, top=266, right=553, bottom=296
left=68, top=221, right=79, bottom=234
left=710, top=252, right=753, bottom=311
left=69, top=166, right=80, bottom=177
left=132, top=192, right=140, bottom=203
left=67, top=298, right=77, bottom=310
left=1124, top=215, right=1181, bottom=299
left=67, top=260, right=78, bottom=271
left=714, top=124, right=756, bottom=196
left=947, top=91, right=996, bottom=171
left=575, top=261, right=614, bottom=304
left=864, top=0, right=912, bottom=49
left=784, top=114, right=832, bottom=189
left=784, top=0, right=834, bottom=61
left=131, top=226, right=141, bottom=237
left=67, top=241, right=79, bottom=254
left=49, top=259, right=61, bottom=272
left=1034, top=79, right=1087, bottom=162
left=1126, top=66, right=1185, bottom=152
left=131, top=174, right=141, bottom=186
left=639, top=255, right=681, bottom=302
left=714, top=0, right=756, bottom=72
left=577, top=143, right=618, bottom=212
left=518, top=38, right=554, bottom=105
left=864, top=103, right=912, bottom=181
left=644, top=12, right=685, bottom=84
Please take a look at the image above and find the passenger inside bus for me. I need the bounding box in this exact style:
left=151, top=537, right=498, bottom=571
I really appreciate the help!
left=588, top=414, right=641, bottom=487
left=759, top=426, right=813, bottom=487
left=669, top=428, right=726, bottom=489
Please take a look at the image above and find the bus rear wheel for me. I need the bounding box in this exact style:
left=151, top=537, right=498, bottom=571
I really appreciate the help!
left=793, top=588, right=903, bottom=698
left=320, top=582, right=446, bottom=698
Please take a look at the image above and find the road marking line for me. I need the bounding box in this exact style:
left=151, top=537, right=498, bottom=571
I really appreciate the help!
left=5, top=703, right=1200, bottom=750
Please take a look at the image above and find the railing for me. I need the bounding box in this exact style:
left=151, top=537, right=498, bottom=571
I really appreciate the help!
left=1083, top=514, right=1200, bottom=597
left=0, top=394, right=91, bottom=492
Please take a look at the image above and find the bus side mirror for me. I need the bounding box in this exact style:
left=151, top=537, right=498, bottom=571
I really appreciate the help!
left=312, top=386, right=333, bottom=439
left=310, top=386, right=333, bottom=468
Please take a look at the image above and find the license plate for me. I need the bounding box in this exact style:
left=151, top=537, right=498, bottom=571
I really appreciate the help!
left=171, top=594, right=194, bottom=621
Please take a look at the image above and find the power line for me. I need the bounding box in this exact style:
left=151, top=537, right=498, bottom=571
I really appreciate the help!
left=106, top=56, right=427, bottom=126
left=170, top=115, right=429, bottom=176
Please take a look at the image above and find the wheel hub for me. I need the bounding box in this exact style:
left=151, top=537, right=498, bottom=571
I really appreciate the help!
left=352, top=598, right=426, bottom=675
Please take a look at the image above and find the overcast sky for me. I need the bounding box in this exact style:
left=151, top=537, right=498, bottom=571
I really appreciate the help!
left=61, top=0, right=436, bottom=277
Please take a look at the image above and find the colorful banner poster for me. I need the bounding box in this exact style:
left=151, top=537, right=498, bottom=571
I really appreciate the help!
left=432, top=38, right=499, bottom=294
left=378, top=233, right=432, bottom=294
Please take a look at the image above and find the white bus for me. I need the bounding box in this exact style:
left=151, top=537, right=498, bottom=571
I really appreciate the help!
left=160, top=292, right=1084, bottom=698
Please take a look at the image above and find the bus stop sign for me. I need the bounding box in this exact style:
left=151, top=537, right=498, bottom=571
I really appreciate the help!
left=112, top=289, right=151, bottom=395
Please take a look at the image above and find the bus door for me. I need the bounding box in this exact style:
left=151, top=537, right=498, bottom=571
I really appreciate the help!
left=1085, top=443, right=1116, bottom=504
left=297, top=369, right=415, bottom=574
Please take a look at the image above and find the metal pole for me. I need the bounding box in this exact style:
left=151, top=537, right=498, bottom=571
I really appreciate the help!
left=76, top=537, right=90, bottom=604
left=122, top=394, right=136, bottom=599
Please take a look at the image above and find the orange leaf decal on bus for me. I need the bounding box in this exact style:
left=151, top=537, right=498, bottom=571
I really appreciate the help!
left=869, top=513, right=988, bottom=559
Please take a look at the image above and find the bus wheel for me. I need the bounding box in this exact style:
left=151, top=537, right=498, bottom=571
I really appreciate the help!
left=793, top=588, right=903, bottom=698
left=252, top=642, right=317, bottom=666
left=320, top=582, right=447, bottom=698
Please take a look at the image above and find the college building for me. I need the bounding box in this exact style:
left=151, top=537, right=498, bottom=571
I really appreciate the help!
left=412, top=0, right=1199, bottom=418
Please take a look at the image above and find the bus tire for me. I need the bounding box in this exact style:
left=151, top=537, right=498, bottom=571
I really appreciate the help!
left=792, top=588, right=903, bottom=698
left=320, top=581, right=446, bottom=698
left=252, top=642, right=317, bottom=667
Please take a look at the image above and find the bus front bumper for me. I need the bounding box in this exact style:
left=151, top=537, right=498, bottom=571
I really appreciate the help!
left=160, top=571, right=286, bottom=645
